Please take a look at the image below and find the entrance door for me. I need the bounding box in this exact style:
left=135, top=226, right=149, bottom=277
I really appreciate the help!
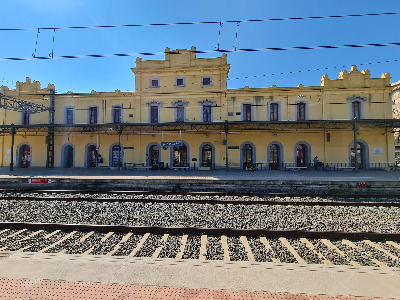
left=269, top=144, right=279, bottom=170
left=351, top=142, right=364, bottom=170
left=242, top=144, right=253, bottom=169
left=20, top=144, right=31, bottom=168
left=296, top=144, right=306, bottom=167
left=150, top=145, right=159, bottom=169
left=88, top=145, right=97, bottom=168
left=173, top=145, right=187, bottom=167
left=111, top=145, right=122, bottom=167
left=64, top=145, right=73, bottom=168
left=201, top=144, right=212, bottom=167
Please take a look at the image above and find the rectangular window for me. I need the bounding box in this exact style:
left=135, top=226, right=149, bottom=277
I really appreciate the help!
left=270, top=103, right=278, bottom=121
left=23, top=112, right=30, bottom=125
left=89, top=107, right=97, bottom=124
left=150, top=78, right=159, bottom=88
left=151, top=106, right=158, bottom=123
left=202, top=76, right=212, bottom=86
left=352, top=101, right=361, bottom=119
left=203, top=105, right=212, bottom=122
left=113, top=106, right=122, bottom=123
left=176, top=77, right=185, bottom=87
left=243, top=104, right=252, bottom=121
left=65, top=108, right=74, bottom=124
left=297, top=103, right=306, bottom=121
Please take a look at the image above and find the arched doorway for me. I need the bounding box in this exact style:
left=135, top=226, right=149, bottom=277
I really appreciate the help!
left=269, top=144, right=280, bottom=170
left=350, top=142, right=366, bottom=170
left=62, top=144, right=74, bottom=168
left=19, top=144, right=31, bottom=168
left=242, top=143, right=253, bottom=169
left=150, top=145, right=160, bottom=169
left=201, top=144, right=212, bottom=167
left=173, top=144, right=188, bottom=167
left=296, top=144, right=307, bottom=167
left=110, top=144, right=123, bottom=168
left=86, top=144, right=97, bottom=168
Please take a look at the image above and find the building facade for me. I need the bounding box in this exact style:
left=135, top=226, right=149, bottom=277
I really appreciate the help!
left=0, top=47, right=396, bottom=170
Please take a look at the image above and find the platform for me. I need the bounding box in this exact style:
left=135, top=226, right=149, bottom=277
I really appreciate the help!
left=0, top=251, right=398, bottom=299
left=0, top=167, right=399, bottom=194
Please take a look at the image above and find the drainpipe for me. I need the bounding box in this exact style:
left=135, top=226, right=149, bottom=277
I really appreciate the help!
left=118, top=124, right=122, bottom=171
left=225, top=120, right=229, bottom=170
left=353, top=119, right=358, bottom=173
left=10, top=124, right=15, bottom=171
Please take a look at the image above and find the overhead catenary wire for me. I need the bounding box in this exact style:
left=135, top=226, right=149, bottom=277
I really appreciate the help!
left=1, top=11, right=399, bottom=31
left=2, top=42, right=400, bottom=62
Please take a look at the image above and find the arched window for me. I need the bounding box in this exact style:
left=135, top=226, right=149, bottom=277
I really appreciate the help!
left=201, top=144, right=213, bottom=167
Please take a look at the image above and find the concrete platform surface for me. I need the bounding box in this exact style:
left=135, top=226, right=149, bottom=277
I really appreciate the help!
left=0, top=167, right=399, bottom=182
left=0, top=251, right=399, bottom=299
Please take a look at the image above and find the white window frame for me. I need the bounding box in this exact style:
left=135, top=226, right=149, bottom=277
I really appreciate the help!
left=347, top=96, right=366, bottom=120
left=172, top=100, right=188, bottom=122
left=199, top=99, right=216, bottom=122
left=87, top=105, right=99, bottom=124
left=175, top=77, right=186, bottom=87
left=111, top=105, right=123, bottom=123
left=201, top=76, right=212, bottom=87
left=241, top=102, right=254, bottom=121
left=268, top=101, right=281, bottom=121
left=64, top=106, right=75, bottom=124
left=146, top=101, right=162, bottom=123
left=295, top=101, right=309, bottom=121
left=149, top=78, right=160, bottom=89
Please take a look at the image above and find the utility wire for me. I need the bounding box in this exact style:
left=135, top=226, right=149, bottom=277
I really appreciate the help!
left=2, top=11, right=400, bottom=31
left=0, top=11, right=399, bottom=31
left=2, top=42, right=400, bottom=61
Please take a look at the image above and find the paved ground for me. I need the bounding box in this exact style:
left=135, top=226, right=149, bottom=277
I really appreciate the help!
left=0, top=252, right=398, bottom=299
left=0, top=167, right=399, bottom=182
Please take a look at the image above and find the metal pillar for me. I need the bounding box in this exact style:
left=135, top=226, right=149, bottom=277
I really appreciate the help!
left=46, top=90, right=55, bottom=168
left=10, top=124, right=15, bottom=171
left=225, top=120, right=229, bottom=170
left=353, top=119, right=358, bottom=173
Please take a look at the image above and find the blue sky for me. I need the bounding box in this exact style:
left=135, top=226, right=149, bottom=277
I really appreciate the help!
left=1, top=0, right=400, bottom=93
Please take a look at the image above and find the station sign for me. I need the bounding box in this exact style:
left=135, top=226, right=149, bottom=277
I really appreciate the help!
left=161, top=141, right=183, bottom=147
left=124, top=147, right=134, bottom=149
left=228, top=146, right=239, bottom=149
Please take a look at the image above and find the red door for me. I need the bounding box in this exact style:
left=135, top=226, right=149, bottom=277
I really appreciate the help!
left=351, top=143, right=364, bottom=170
left=20, top=144, right=31, bottom=168
left=297, top=145, right=306, bottom=167
left=243, top=104, right=252, bottom=121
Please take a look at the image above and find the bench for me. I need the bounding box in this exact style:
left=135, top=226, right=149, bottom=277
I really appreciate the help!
left=286, top=166, right=307, bottom=171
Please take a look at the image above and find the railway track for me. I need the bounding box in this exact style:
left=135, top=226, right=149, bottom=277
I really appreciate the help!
left=0, top=223, right=399, bottom=267
left=1, top=190, right=400, bottom=207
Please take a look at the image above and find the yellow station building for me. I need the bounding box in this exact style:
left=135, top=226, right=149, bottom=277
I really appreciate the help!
left=0, top=47, right=396, bottom=170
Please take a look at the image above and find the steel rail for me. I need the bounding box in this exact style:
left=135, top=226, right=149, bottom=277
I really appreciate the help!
left=0, top=222, right=399, bottom=241
left=1, top=189, right=400, bottom=199
left=0, top=195, right=399, bottom=207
